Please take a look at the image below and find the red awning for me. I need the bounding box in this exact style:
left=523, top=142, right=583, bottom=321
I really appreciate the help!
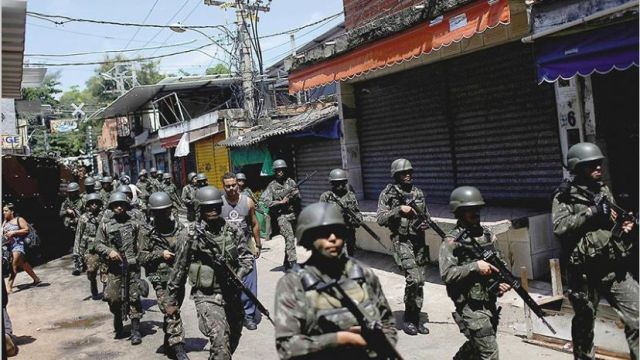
left=160, top=134, right=182, bottom=148
left=289, top=0, right=511, bottom=93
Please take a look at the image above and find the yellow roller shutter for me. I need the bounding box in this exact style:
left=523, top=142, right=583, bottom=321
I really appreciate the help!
left=195, top=133, right=229, bottom=189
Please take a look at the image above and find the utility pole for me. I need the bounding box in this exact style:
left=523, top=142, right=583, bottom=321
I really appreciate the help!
left=100, top=63, right=140, bottom=97
left=204, top=0, right=270, bottom=125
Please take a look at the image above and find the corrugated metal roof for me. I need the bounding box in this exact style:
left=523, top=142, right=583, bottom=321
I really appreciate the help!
left=89, top=75, right=241, bottom=120
left=2, top=0, right=27, bottom=98
left=218, top=103, right=339, bottom=147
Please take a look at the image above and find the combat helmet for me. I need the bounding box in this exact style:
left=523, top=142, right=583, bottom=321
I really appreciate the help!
left=108, top=192, right=130, bottom=208
left=84, top=176, right=96, bottom=186
left=85, top=193, right=103, bottom=206
left=101, top=176, right=113, bottom=184
left=187, top=172, right=197, bottom=182
left=449, top=186, right=485, bottom=213
left=116, top=185, right=132, bottom=196
left=272, top=159, right=287, bottom=170
left=195, top=173, right=208, bottom=182
left=195, top=186, right=223, bottom=206
left=148, top=192, right=172, bottom=210
left=328, top=168, right=348, bottom=182
left=67, top=182, right=80, bottom=193
left=390, top=159, right=413, bottom=177
left=149, top=167, right=157, bottom=174
left=566, top=142, right=605, bottom=172
left=295, top=202, right=346, bottom=249
left=139, top=169, right=148, bottom=177
left=162, top=173, right=172, bottom=181
left=236, top=172, right=247, bottom=181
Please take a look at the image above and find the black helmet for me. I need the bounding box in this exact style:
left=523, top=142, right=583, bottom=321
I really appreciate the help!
left=195, top=173, right=208, bottom=182
left=449, top=186, right=485, bottom=213
left=195, top=186, right=223, bottom=206
left=101, top=176, right=113, bottom=183
left=295, top=202, right=346, bottom=248
left=567, top=142, right=605, bottom=172
left=390, top=158, right=413, bottom=177
left=148, top=192, right=172, bottom=210
left=272, top=159, right=287, bottom=170
left=162, top=173, right=172, bottom=180
left=108, top=192, right=130, bottom=208
left=84, top=176, right=96, bottom=186
left=67, top=182, right=80, bottom=192
left=187, top=172, right=197, bottom=181
left=116, top=185, right=132, bottom=195
left=236, top=172, right=247, bottom=181
left=328, top=168, right=348, bottom=182
left=85, top=193, right=103, bottom=206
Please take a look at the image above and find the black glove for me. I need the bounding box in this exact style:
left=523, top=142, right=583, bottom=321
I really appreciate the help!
left=591, top=195, right=611, bottom=217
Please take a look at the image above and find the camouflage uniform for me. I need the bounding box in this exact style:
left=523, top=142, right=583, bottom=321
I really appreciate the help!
left=377, top=184, right=429, bottom=325
left=136, top=179, right=151, bottom=203
left=181, top=184, right=197, bottom=222
left=440, top=223, right=502, bottom=359
left=552, top=181, right=639, bottom=360
left=163, top=182, right=183, bottom=209
left=100, top=189, right=113, bottom=206
left=167, top=219, right=253, bottom=360
left=94, top=213, right=144, bottom=320
left=261, top=178, right=301, bottom=265
left=75, top=211, right=104, bottom=283
left=319, top=190, right=363, bottom=256
left=274, top=257, right=397, bottom=359
left=59, top=196, right=83, bottom=232
left=139, top=219, right=187, bottom=348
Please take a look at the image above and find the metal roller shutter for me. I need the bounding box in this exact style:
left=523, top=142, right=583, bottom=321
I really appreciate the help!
left=294, top=138, right=342, bottom=207
left=356, top=42, right=562, bottom=204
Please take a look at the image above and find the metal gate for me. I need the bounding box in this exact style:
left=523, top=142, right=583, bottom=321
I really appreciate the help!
left=294, top=138, right=342, bottom=207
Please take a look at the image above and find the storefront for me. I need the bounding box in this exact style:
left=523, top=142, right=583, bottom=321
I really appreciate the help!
left=195, top=133, right=230, bottom=189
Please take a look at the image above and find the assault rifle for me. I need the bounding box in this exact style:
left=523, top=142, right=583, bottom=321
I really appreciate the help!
left=244, top=191, right=266, bottom=215
left=455, top=229, right=557, bottom=334
left=121, top=256, right=130, bottom=321
left=558, top=179, right=638, bottom=239
left=277, top=170, right=318, bottom=201
left=389, top=186, right=446, bottom=239
left=194, top=226, right=274, bottom=325
left=318, top=280, right=404, bottom=360
left=327, top=193, right=390, bottom=252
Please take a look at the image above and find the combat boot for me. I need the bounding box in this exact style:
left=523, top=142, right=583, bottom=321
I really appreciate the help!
left=130, top=318, right=142, bottom=345
left=403, top=322, right=418, bottom=336
left=90, top=279, right=100, bottom=300
left=113, top=314, right=124, bottom=339
left=417, top=323, right=430, bottom=335
left=171, top=344, right=190, bottom=360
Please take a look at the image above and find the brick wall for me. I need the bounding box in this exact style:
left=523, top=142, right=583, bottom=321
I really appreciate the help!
left=343, top=0, right=422, bottom=30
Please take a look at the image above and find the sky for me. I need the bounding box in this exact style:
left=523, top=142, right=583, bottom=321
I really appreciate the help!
left=24, top=0, right=345, bottom=92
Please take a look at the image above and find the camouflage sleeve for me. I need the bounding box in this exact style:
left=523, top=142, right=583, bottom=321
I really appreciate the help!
left=439, top=238, right=479, bottom=285
left=376, top=187, right=400, bottom=227
left=234, top=227, right=254, bottom=279
left=288, top=179, right=301, bottom=200
left=59, top=201, right=67, bottom=218
left=319, top=191, right=329, bottom=203
left=350, top=193, right=364, bottom=223
left=94, top=222, right=115, bottom=258
left=261, top=183, right=280, bottom=208
left=137, top=227, right=163, bottom=268
left=73, top=216, right=86, bottom=256
left=366, top=269, right=397, bottom=345
left=274, top=273, right=339, bottom=359
left=181, top=186, right=191, bottom=205
left=552, top=194, right=593, bottom=238
left=167, top=227, right=192, bottom=305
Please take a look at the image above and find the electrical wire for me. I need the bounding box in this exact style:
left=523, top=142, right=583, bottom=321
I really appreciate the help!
left=25, top=40, right=197, bottom=57
left=26, top=22, right=171, bottom=44
left=27, top=43, right=218, bottom=66
left=259, top=11, right=343, bottom=38
left=124, top=0, right=160, bottom=49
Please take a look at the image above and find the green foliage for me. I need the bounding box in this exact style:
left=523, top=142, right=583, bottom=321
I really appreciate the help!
left=137, top=60, right=165, bottom=85
left=21, top=71, right=62, bottom=106
left=206, top=64, right=231, bottom=75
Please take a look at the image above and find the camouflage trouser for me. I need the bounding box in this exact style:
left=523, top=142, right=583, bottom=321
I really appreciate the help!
left=186, top=205, right=196, bottom=222
left=568, top=271, right=639, bottom=360
left=392, top=235, right=428, bottom=323
left=84, top=253, right=101, bottom=276
left=453, top=303, right=499, bottom=360
left=153, top=282, right=186, bottom=347
left=194, top=294, right=244, bottom=360
left=277, top=214, right=297, bottom=264
left=104, top=266, right=143, bottom=320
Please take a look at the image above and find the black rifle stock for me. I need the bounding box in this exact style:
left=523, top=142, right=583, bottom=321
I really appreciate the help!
left=456, top=229, right=557, bottom=334
left=327, top=193, right=391, bottom=252
left=318, top=280, right=404, bottom=360
left=405, top=198, right=447, bottom=239
left=278, top=170, right=318, bottom=201
left=194, top=226, right=274, bottom=325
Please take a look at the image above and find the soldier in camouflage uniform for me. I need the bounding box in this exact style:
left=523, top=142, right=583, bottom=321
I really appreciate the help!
left=95, top=192, right=145, bottom=345
left=165, top=186, right=253, bottom=360
left=236, top=173, right=255, bottom=200
left=376, top=158, right=430, bottom=336
left=552, top=142, right=638, bottom=360
left=440, top=186, right=511, bottom=360
left=274, top=202, right=398, bottom=359
left=195, top=173, right=209, bottom=188
left=181, top=172, right=198, bottom=222
left=261, top=159, right=301, bottom=270
left=161, top=172, right=184, bottom=209
left=112, top=185, right=146, bottom=224
left=319, top=168, right=363, bottom=257
left=139, top=192, right=189, bottom=360
left=61, top=182, right=84, bottom=275
left=79, top=176, right=97, bottom=214
left=148, top=168, right=160, bottom=193
left=74, top=193, right=105, bottom=300
left=100, top=176, right=115, bottom=204
left=136, top=170, right=151, bottom=201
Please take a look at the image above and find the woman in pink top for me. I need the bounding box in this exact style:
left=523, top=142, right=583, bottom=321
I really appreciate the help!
left=2, top=203, right=40, bottom=292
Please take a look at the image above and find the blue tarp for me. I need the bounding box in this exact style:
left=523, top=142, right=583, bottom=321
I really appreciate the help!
left=285, top=117, right=341, bottom=139
left=536, top=20, right=638, bottom=83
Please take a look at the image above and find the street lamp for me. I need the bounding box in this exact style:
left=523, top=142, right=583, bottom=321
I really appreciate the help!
left=170, top=22, right=237, bottom=60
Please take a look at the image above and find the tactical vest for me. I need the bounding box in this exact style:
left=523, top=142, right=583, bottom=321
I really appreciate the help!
left=268, top=179, right=299, bottom=216
left=83, top=213, right=101, bottom=252
left=383, top=185, right=425, bottom=236
left=294, top=262, right=380, bottom=336
left=187, top=223, right=240, bottom=293
left=104, top=217, right=140, bottom=264
left=448, top=228, right=497, bottom=305
left=147, top=221, right=182, bottom=283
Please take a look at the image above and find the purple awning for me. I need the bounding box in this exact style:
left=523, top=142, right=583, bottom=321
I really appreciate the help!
left=536, top=20, right=638, bottom=83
